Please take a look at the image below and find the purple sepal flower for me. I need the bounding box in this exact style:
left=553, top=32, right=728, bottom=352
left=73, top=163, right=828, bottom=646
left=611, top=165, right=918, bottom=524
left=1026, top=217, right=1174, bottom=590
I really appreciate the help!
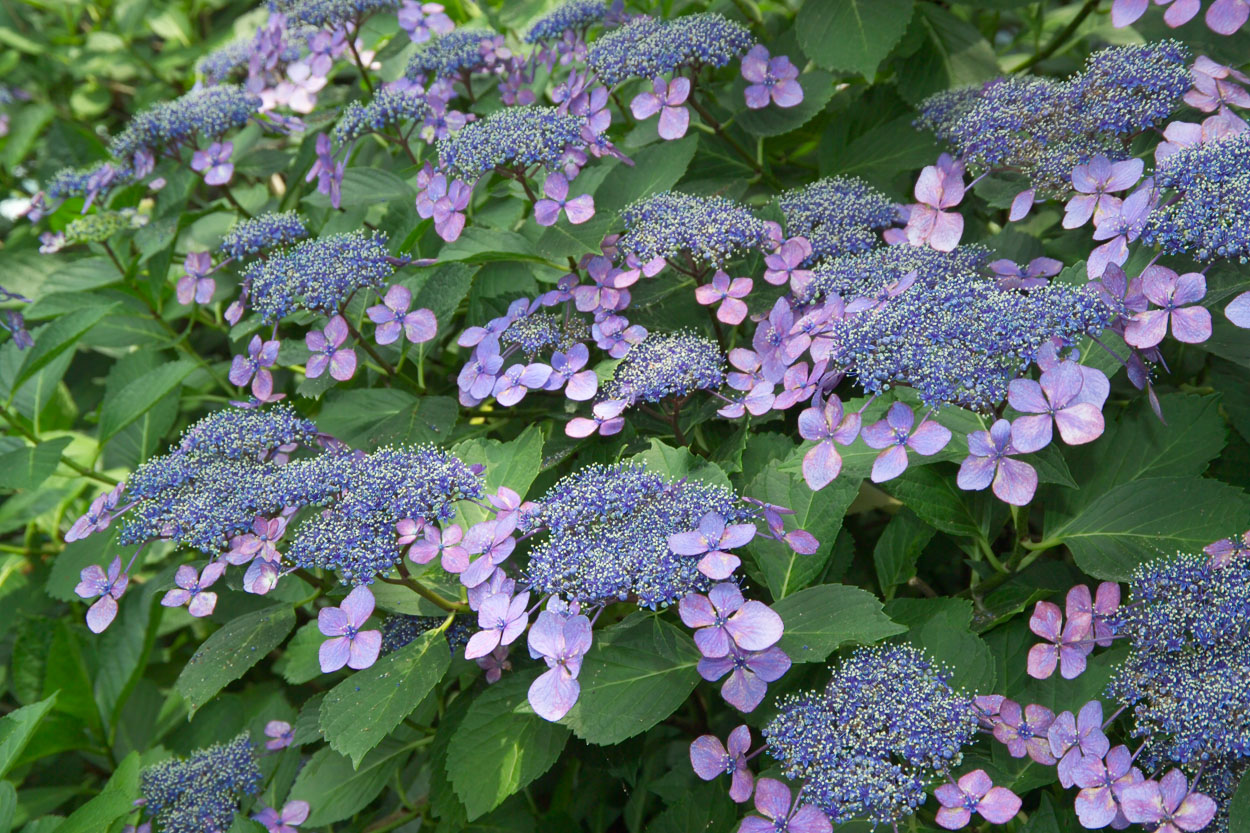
left=905, top=154, right=964, bottom=251
left=695, top=270, right=752, bottom=325
left=1065, top=582, right=1121, bottom=646
left=1088, top=186, right=1154, bottom=280
left=566, top=399, right=626, bottom=438
left=66, top=483, right=125, bottom=542
left=1065, top=157, right=1143, bottom=229
left=798, top=395, right=861, bottom=490
left=679, top=583, right=783, bottom=658
left=989, top=257, right=1062, bottom=291
left=631, top=76, right=690, bottom=140
left=409, top=524, right=469, bottom=573
left=741, top=45, right=803, bottom=110
left=935, top=770, right=1022, bottom=829
left=1008, top=362, right=1106, bottom=452
left=1074, top=745, right=1143, bottom=829
left=306, top=315, right=358, bottom=381
left=526, top=608, right=592, bottom=722
left=477, top=645, right=512, bottom=683
left=534, top=173, right=595, bottom=226
left=1120, top=770, right=1217, bottom=833
left=698, top=646, right=791, bottom=713
left=862, top=402, right=952, bottom=483
left=230, top=334, right=281, bottom=394
left=161, top=561, right=225, bottom=617
left=253, top=800, right=310, bottom=833
left=669, top=512, right=757, bottom=580
left=763, top=237, right=815, bottom=293
left=492, top=363, right=553, bottom=407
left=75, top=555, right=129, bottom=633
left=318, top=586, right=381, bottom=672
left=264, top=720, right=294, bottom=750
left=1124, top=266, right=1211, bottom=349
left=366, top=285, right=437, bottom=345
left=992, top=699, right=1057, bottom=764
left=226, top=515, right=288, bottom=565
left=1226, top=290, right=1250, bottom=328
left=690, top=724, right=754, bottom=803
left=1206, top=0, right=1250, bottom=34
left=1048, top=700, right=1110, bottom=788
left=956, top=419, right=1037, bottom=506
left=738, top=778, right=831, bottom=833
left=306, top=134, right=344, bottom=209
left=1027, top=598, right=1092, bottom=680
left=465, top=590, right=530, bottom=659
left=460, top=517, right=518, bottom=587
left=176, top=252, right=216, bottom=305
left=545, top=344, right=598, bottom=400
left=191, top=141, right=234, bottom=186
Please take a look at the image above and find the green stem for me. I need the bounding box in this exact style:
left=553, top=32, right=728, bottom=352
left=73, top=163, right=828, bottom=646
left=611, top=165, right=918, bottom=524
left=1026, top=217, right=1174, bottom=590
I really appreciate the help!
left=1015, top=0, right=1099, bottom=71
left=0, top=404, right=119, bottom=486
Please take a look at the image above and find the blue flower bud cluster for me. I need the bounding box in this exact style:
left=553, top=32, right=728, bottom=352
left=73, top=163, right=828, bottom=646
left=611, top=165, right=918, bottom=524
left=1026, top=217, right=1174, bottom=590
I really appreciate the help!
left=617, top=191, right=769, bottom=266
left=273, top=0, right=400, bottom=27
left=46, top=161, right=133, bottom=200
left=381, top=613, right=473, bottom=653
left=587, top=13, right=753, bottom=84
left=764, top=645, right=979, bottom=826
left=139, top=734, right=261, bottom=833
left=502, top=311, right=588, bottom=357
left=198, top=40, right=255, bottom=83
left=333, top=86, right=432, bottom=146
left=522, top=463, right=753, bottom=608
left=243, top=229, right=394, bottom=322
left=63, top=210, right=147, bottom=243
left=404, top=29, right=496, bottom=80
left=525, top=0, right=607, bottom=43
left=219, top=211, right=309, bottom=260
left=916, top=42, right=1189, bottom=194
left=807, top=245, right=1115, bottom=410
left=601, top=330, right=725, bottom=405
left=110, top=85, right=261, bottom=159
left=438, top=105, right=585, bottom=178
left=778, top=176, right=896, bottom=262
left=1107, top=554, right=1250, bottom=769
left=285, top=444, right=484, bottom=584
left=1142, top=133, right=1250, bottom=262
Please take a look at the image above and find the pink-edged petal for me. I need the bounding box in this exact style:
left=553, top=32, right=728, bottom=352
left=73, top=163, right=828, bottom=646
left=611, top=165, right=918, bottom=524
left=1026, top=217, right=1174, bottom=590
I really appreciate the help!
left=978, top=787, right=1022, bottom=823
left=927, top=210, right=964, bottom=251
left=1124, top=309, right=1169, bottom=349
left=993, top=458, right=1037, bottom=505
left=1207, top=0, right=1250, bottom=34
left=870, top=445, right=909, bottom=483
left=1170, top=307, right=1212, bottom=344
left=689, top=735, right=728, bottom=780
left=725, top=601, right=783, bottom=651
left=1111, top=0, right=1149, bottom=26
left=348, top=630, right=381, bottom=669
left=698, top=551, right=740, bottom=580
left=86, top=595, right=118, bottom=633
left=319, top=635, right=351, bottom=672
left=187, top=591, right=218, bottom=618
left=1054, top=403, right=1105, bottom=445
left=908, top=420, right=952, bottom=455
left=630, top=92, right=661, bottom=120
left=957, top=454, right=997, bottom=491
left=936, top=807, right=973, bottom=830
left=803, top=441, right=842, bottom=490
left=1027, top=643, right=1059, bottom=678
left=772, top=79, right=804, bottom=108
left=657, top=105, right=690, bottom=140
left=1010, top=414, right=1053, bottom=454
left=533, top=199, right=561, bottom=227
left=465, top=628, right=502, bottom=659
left=564, top=194, right=595, bottom=224
left=528, top=666, right=580, bottom=721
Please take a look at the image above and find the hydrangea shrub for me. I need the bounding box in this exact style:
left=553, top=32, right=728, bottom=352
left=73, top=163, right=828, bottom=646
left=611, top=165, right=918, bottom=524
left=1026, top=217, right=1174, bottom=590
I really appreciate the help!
left=1, top=0, right=1249, bottom=831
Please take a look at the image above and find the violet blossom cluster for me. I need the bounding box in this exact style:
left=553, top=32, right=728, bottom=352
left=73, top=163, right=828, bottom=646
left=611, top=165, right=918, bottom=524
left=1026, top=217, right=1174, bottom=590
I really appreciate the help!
left=68, top=405, right=484, bottom=635
left=993, top=551, right=1250, bottom=833
left=430, top=462, right=815, bottom=722
left=1111, top=0, right=1250, bottom=35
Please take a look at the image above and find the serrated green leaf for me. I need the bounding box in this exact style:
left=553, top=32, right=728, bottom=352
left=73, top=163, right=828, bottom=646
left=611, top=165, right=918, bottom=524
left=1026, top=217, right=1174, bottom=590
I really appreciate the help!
left=873, top=509, right=934, bottom=599
left=1229, top=771, right=1250, bottom=833
left=773, top=584, right=906, bottom=663
left=0, top=695, right=57, bottom=780
left=0, top=438, right=72, bottom=490
left=797, top=0, right=914, bottom=77
left=97, top=359, right=195, bottom=442
left=447, top=672, right=570, bottom=820
left=11, top=304, right=118, bottom=395
left=747, top=457, right=861, bottom=599
left=316, top=389, right=457, bottom=448
left=563, top=614, right=699, bottom=746
left=1045, top=477, right=1250, bottom=580
left=288, top=737, right=416, bottom=825
left=595, top=136, right=696, bottom=213
left=52, top=752, right=140, bottom=833
left=887, top=598, right=996, bottom=691
left=175, top=604, right=294, bottom=715
left=319, top=630, right=450, bottom=766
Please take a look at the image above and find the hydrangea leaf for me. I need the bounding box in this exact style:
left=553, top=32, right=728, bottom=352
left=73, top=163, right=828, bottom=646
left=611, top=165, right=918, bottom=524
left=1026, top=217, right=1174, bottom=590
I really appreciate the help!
left=446, top=671, right=570, bottom=820
left=773, top=583, right=906, bottom=663
left=738, top=71, right=836, bottom=137
left=288, top=736, right=417, bottom=825
left=797, top=0, right=915, bottom=78
left=562, top=613, right=700, bottom=746
left=97, top=358, right=195, bottom=443
left=0, top=437, right=72, bottom=490
left=319, top=630, right=450, bottom=767
left=873, top=508, right=935, bottom=599
left=316, top=388, right=458, bottom=448
left=0, top=694, right=57, bottom=780
left=174, top=604, right=295, bottom=716
left=1044, top=477, right=1250, bottom=581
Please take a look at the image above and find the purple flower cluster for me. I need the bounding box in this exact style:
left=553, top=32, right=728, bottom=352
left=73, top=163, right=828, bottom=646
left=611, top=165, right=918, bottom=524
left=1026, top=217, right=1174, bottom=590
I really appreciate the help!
left=1112, top=0, right=1249, bottom=34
